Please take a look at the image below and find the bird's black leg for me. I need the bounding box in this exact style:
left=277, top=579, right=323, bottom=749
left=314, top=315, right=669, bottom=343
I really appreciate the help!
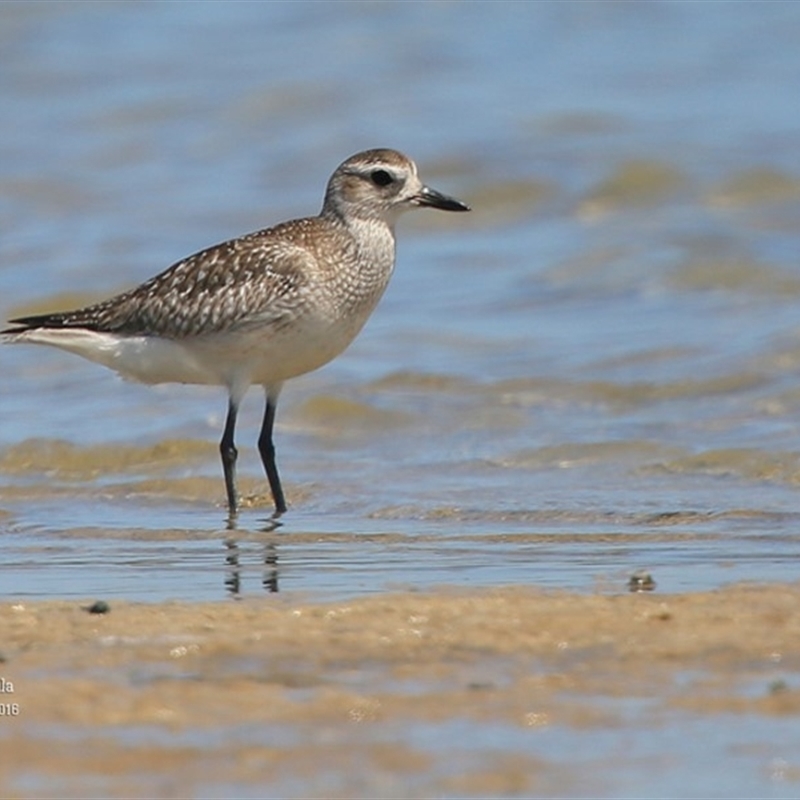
left=220, top=396, right=240, bottom=516
left=258, top=386, right=287, bottom=515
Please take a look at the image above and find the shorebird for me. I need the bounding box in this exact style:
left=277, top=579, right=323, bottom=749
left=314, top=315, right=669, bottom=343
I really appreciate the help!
left=1, top=148, right=470, bottom=517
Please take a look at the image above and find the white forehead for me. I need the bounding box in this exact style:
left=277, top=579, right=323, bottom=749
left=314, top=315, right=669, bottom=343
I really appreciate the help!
left=337, top=148, right=417, bottom=177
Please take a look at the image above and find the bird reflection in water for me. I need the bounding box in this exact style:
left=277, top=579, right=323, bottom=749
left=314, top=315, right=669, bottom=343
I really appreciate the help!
left=224, top=516, right=280, bottom=597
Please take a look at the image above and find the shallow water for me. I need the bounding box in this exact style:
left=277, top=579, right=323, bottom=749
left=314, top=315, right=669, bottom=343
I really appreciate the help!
left=2, top=2, right=800, bottom=797
left=3, top=3, right=800, bottom=602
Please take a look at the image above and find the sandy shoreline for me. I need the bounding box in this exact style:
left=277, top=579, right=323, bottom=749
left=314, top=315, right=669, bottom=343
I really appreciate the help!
left=2, top=583, right=800, bottom=797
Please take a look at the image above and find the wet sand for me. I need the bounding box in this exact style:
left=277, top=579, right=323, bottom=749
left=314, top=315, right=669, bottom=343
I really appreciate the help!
left=2, top=583, right=800, bottom=798
left=4, top=4, right=800, bottom=796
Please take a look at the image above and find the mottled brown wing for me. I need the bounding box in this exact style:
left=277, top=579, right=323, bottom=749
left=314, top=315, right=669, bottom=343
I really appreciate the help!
left=4, top=231, right=312, bottom=339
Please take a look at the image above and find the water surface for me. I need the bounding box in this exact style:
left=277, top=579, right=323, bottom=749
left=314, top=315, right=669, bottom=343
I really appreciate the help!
left=2, top=3, right=800, bottom=797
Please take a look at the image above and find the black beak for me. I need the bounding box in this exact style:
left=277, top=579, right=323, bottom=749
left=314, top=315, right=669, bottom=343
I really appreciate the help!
left=415, top=185, right=471, bottom=212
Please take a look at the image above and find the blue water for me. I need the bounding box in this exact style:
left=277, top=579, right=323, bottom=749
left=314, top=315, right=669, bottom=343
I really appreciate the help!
left=3, top=0, right=800, bottom=599
left=3, top=3, right=800, bottom=797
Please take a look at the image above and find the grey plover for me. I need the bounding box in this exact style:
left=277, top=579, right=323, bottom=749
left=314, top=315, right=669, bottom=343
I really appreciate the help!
left=2, top=148, right=470, bottom=516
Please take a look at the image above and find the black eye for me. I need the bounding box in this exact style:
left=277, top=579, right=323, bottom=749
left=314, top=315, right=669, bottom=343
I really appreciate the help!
left=370, top=169, right=394, bottom=187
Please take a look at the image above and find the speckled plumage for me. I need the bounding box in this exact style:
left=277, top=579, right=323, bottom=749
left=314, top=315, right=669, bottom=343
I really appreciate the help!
left=2, top=148, right=470, bottom=516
